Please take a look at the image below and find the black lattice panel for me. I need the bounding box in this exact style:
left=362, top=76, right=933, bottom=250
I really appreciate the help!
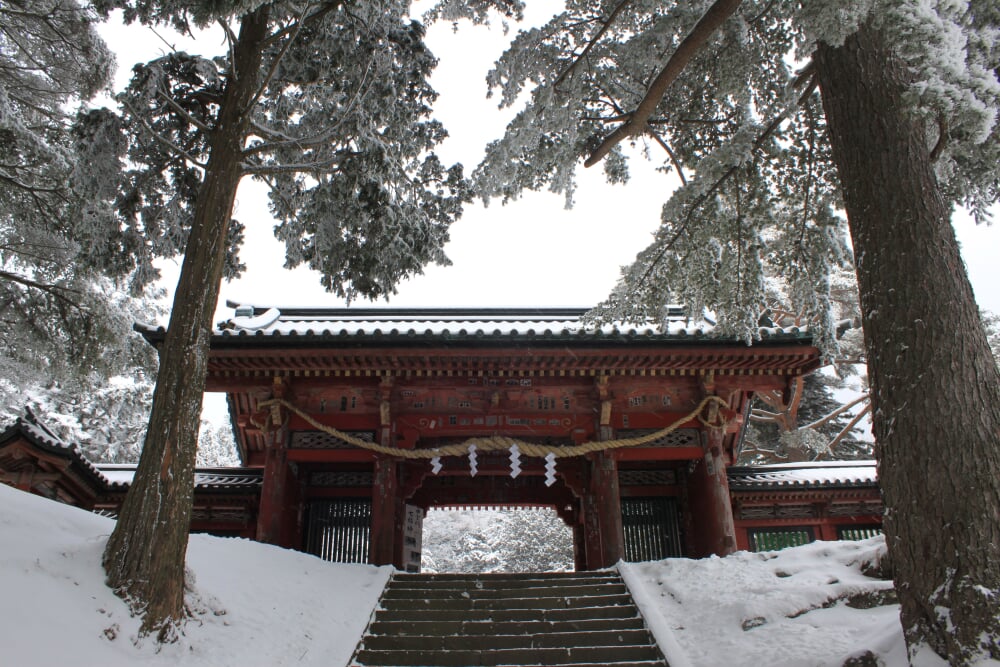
left=309, top=472, right=374, bottom=487
left=616, top=428, right=700, bottom=448
left=618, top=470, right=677, bottom=486
left=291, top=430, right=375, bottom=449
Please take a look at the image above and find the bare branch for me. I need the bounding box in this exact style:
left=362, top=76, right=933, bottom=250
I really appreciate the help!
left=553, top=0, right=634, bottom=90
left=0, top=269, right=85, bottom=312
left=155, top=88, right=213, bottom=134
left=647, top=127, right=688, bottom=185
left=241, top=159, right=346, bottom=175
left=149, top=26, right=181, bottom=53
left=635, top=74, right=819, bottom=287
left=800, top=392, right=869, bottom=431
left=749, top=408, right=784, bottom=422
left=584, top=0, right=742, bottom=168
left=122, top=100, right=208, bottom=170
left=812, top=403, right=871, bottom=460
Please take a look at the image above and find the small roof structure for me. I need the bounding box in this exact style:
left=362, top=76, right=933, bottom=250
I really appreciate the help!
left=0, top=410, right=262, bottom=502
left=728, top=461, right=878, bottom=491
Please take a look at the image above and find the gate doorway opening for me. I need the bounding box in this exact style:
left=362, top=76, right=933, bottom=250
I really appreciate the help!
left=420, top=507, right=573, bottom=573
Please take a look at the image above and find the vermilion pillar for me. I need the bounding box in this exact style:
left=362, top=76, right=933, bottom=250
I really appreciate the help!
left=687, top=427, right=737, bottom=557
left=370, top=455, right=399, bottom=566
left=582, top=451, right=624, bottom=569
left=256, top=424, right=292, bottom=545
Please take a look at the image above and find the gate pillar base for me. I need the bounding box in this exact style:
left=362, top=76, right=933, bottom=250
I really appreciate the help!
left=687, top=437, right=737, bottom=558
left=371, top=456, right=399, bottom=566
left=582, top=452, right=624, bottom=569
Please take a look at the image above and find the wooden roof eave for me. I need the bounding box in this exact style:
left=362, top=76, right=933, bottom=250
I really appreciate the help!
left=205, top=343, right=821, bottom=378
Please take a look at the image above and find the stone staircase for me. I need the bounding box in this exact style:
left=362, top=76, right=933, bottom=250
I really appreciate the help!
left=351, top=570, right=668, bottom=667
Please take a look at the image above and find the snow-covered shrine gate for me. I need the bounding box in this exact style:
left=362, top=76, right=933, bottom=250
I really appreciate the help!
left=190, top=305, right=831, bottom=570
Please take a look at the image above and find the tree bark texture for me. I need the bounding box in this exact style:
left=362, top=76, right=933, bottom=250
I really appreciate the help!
left=102, top=7, right=270, bottom=640
left=815, top=23, right=1000, bottom=663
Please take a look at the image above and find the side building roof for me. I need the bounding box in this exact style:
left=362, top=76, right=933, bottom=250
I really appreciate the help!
left=0, top=410, right=262, bottom=498
left=728, top=461, right=878, bottom=491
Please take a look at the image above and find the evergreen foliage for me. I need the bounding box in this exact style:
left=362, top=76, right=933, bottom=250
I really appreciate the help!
left=92, top=0, right=471, bottom=300
left=92, top=0, right=470, bottom=640
left=0, top=1, right=157, bottom=401
left=444, top=1, right=1000, bottom=662
left=463, top=1, right=998, bottom=353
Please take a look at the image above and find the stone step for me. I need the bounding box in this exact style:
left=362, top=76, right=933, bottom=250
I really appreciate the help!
left=367, top=616, right=647, bottom=636
left=381, top=582, right=627, bottom=600
left=380, top=592, right=634, bottom=612
left=396, top=571, right=619, bottom=582
left=373, top=603, right=641, bottom=624
left=361, top=628, right=655, bottom=652
left=350, top=570, right=668, bottom=667
left=353, top=662, right=665, bottom=667
left=353, top=664, right=666, bottom=667
left=354, top=644, right=664, bottom=666
left=389, top=574, right=619, bottom=590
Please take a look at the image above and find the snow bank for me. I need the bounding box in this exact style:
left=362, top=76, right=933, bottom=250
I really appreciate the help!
left=5, top=483, right=997, bottom=667
left=620, top=539, right=906, bottom=667
left=0, top=484, right=389, bottom=667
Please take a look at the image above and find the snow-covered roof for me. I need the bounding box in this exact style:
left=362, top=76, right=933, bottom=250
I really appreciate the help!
left=0, top=411, right=262, bottom=493
left=0, top=408, right=107, bottom=485
left=728, top=461, right=878, bottom=491
left=98, top=464, right=262, bottom=490
left=136, top=304, right=810, bottom=345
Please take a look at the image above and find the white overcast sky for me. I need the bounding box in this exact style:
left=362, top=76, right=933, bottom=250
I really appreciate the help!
left=98, top=5, right=1000, bottom=321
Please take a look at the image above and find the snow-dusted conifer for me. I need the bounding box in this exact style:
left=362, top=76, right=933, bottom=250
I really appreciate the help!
left=455, top=1, right=1000, bottom=662
left=0, top=2, right=157, bottom=398
left=93, top=0, right=470, bottom=641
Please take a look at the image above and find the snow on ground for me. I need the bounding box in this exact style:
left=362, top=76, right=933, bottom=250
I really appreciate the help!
left=0, top=484, right=390, bottom=667
left=621, top=541, right=907, bottom=667
left=1, top=482, right=988, bottom=666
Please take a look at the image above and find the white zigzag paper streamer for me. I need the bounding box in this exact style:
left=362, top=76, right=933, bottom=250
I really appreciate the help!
left=468, top=444, right=478, bottom=477
left=508, top=444, right=521, bottom=478
left=430, top=456, right=442, bottom=475
left=544, top=452, right=557, bottom=486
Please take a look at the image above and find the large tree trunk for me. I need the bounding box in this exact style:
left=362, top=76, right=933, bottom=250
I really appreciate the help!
left=814, top=23, right=1000, bottom=664
left=102, top=7, right=270, bottom=640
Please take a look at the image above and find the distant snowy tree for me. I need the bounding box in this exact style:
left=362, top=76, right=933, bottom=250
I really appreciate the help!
left=195, top=422, right=239, bottom=467
left=91, top=0, right=473, bottom=639
left=984, top=310, right=1000, bottom=368
left=451, top=1, right=1000, bottom=661
left=0, top=287, right=160, bottom=464
left=1, top=374, right=152, bottom=463
left=741, top=270, right=871, bottom=463
left=421, top=507, right=573, bottom=573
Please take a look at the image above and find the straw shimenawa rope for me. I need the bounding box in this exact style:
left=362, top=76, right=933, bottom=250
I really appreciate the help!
left=255, top=395, right=732, bottom=460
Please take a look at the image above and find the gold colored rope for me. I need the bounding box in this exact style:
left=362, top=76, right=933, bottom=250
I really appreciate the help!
left=255, top=395, right=732, bottom=460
